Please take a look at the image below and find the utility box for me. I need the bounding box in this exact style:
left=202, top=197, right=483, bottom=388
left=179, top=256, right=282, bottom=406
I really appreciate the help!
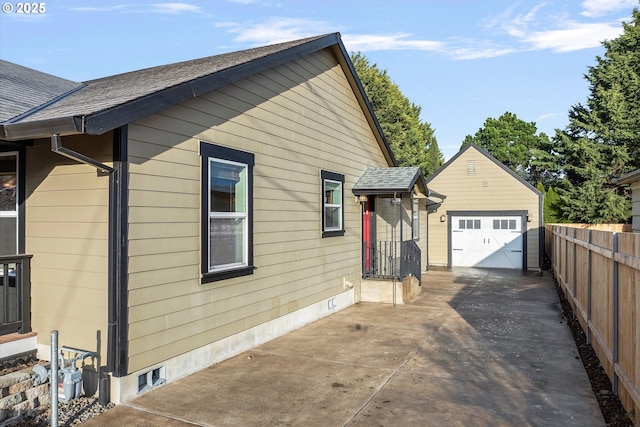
left=58, top=367, right=82, bottom=403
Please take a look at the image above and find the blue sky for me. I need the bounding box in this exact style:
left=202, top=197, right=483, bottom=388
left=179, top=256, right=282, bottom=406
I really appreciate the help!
left=1, top=0, right=637, bottom=160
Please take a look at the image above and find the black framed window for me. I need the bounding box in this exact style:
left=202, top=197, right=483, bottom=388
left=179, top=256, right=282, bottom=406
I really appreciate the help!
left=321, top=170, right=344, bottom=238
left=200, top=142, right=254, bottom=283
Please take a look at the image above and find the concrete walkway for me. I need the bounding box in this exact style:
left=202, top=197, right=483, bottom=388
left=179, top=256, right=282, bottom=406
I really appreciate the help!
left=83, top=268, right=604, bottom=426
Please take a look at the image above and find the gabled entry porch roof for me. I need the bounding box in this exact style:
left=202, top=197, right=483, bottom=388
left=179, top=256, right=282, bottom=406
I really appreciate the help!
left=352, top=166, right=446, bottom=202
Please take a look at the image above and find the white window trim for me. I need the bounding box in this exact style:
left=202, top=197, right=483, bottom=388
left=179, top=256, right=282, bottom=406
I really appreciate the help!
left=207, top=158, right=249, bottom=273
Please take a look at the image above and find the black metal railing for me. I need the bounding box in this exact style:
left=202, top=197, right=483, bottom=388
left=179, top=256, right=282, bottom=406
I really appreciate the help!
left=0, top=254, right=32, bottom=335
left=400, top=240, right=421, bottom=282
left=363, top=240, right=420, bottom=281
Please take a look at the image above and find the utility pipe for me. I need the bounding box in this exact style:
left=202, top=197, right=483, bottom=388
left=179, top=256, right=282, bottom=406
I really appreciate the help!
left=50, top=133, right=120, bottom=377
left=50, top=330, right=58, bottom=427
left=51, top=134, right=114, bottom=174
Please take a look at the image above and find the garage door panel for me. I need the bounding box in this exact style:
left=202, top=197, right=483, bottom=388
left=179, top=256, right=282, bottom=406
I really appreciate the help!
left=451, top=215, right=523, bottom=269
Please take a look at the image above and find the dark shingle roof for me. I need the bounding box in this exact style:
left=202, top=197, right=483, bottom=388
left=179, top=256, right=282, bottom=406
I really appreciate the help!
left=20, top=34, right=329, bottom=124
left=353, top=167, right=423, bottom=195
left=0, top=60, right=82, bottom=123
left=3, top=33, right=389, bottom=146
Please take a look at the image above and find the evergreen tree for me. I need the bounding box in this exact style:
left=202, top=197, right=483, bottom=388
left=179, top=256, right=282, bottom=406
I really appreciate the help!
left=350, top=52, right=444, bottom=176
left=537, top=182, right=563, bottom=224
left=553, top=9, right=640, bottom=223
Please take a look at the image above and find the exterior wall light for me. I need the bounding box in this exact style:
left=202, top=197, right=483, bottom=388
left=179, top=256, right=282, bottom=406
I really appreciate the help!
left=440, top=214, right=446, bottom=222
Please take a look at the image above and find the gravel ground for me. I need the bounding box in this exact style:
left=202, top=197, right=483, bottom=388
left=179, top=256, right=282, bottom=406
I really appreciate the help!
left=0, top=357, right=115, bottom=427
left=11, top=397, right=115, bottom=426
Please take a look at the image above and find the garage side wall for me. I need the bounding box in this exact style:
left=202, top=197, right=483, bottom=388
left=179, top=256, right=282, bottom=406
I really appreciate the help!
left=426, top=146, right=541, bottom=270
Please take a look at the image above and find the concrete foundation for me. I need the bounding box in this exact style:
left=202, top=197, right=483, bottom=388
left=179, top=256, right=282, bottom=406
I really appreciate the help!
left=360, top=275, right=421, bottom=304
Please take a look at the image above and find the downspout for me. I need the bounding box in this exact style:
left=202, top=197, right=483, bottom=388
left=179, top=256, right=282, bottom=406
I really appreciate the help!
left=50, top=133, right=122, bottom=376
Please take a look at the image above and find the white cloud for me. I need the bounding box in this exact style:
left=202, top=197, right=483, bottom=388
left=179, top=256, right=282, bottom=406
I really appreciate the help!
left=70, top=3, right=203, bottom=14
left=151, top=3, right=203, bottom=14
left=218, top=18, right=335, bottom=44
left=342, top=33, right=443, bottom=52
left=485, top=2, right=631, bottom=54
left=536, top=113, right=560, bottom=122
left=581, top=0, right=637, bottom=17
left=69, top=5, right=130, bottom=12
left=523, top=21, right=625, bottom=51
left=445, top=45, right=515, bottom=60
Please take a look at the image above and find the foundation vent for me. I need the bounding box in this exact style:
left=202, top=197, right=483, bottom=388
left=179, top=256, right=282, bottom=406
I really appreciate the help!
left=138, top=366, right=166, bottom=393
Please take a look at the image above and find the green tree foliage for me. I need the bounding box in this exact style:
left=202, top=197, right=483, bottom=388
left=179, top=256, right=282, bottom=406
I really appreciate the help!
left=350, top=52, right=444, bottom=176
left=552, top=9, right=640, bottom=223
left=536, top=182, right=563, bottom=224
left=462, top=112, right=557, bottom=188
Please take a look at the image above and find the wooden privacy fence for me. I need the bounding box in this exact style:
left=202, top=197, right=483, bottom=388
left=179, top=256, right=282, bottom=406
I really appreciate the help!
left=546, top=224, right=640, bottom=420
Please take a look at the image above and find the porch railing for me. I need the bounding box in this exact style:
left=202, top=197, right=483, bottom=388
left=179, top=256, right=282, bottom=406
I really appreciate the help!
left=363, top=240, right=421, bottom=282
left=0, top=254, right=32, bottom=335
left=400, top=240, right=421, bottom=282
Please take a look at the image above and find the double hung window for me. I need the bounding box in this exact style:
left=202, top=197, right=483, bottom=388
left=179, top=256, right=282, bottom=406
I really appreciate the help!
left=321, top=171, right=344, bottom=238
left=201, top=143, right=254, bottom=283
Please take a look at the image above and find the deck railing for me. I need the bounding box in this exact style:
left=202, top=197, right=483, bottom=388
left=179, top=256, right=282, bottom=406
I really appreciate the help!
left=363, top=240, right=421, bottom=281
left=0, top=254, right=32, bottom=335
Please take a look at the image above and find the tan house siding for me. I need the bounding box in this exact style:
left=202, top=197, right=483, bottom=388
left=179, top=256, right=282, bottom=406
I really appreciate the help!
left=125, top=48, right=390, bottom=373
left=427, top=146, right=541, bottom=270
left=26, top=133, right=112, bottom=355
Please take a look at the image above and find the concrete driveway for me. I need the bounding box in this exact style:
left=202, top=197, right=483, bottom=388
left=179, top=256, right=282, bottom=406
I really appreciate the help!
left=83, top=268, right=604, bottom=426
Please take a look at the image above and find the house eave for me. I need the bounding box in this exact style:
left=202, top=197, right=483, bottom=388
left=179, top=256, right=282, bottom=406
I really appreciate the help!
left=0, top=117, right=83, bottom=141
left=83, top=34, right=344, bottom=136
left=614, top=169, right=640, bottom=185
left=352, top=188, right=414, bottom=196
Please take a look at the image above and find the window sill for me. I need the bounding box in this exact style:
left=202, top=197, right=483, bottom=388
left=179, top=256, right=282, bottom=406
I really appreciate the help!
left=322, top=230, right=345, bottom=238
left=201, top=265, right=255, bottom=284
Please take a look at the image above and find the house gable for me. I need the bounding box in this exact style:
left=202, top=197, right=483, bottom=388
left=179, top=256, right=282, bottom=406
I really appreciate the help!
left=427, top=142, right=542, bottom=197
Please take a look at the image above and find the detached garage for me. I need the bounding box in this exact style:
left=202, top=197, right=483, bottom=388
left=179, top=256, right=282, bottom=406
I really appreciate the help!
left=426, top=143, right=543, bottom=271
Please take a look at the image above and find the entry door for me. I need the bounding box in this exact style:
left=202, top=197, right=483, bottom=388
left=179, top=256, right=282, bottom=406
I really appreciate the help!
left=0, top=153, right=18, bottom=256
left=451, top=215, right=523, bottom=269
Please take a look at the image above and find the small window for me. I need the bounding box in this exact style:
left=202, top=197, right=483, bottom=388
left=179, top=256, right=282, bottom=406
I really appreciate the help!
left=200, top=142, right=255, bottom=283
left=321, top=171, right=344, bottom=237
left=493, top=218, right=519, bottom=230
left=459, top=219, right=466, bottom=229
left=474, top=219, right=481, bottom=229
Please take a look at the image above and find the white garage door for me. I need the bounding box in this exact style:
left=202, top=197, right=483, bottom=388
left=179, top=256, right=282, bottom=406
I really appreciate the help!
left=451, top=215, right=523, bottom=269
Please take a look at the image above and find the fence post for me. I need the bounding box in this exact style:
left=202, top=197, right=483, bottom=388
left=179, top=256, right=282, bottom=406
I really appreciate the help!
left=586, top=229, right=592, bottom=345
left=612, top=232, right=619, bottom=394
left=564, top=227, right=569, bottom=295
left=573, top=227, right=577, bottom=314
